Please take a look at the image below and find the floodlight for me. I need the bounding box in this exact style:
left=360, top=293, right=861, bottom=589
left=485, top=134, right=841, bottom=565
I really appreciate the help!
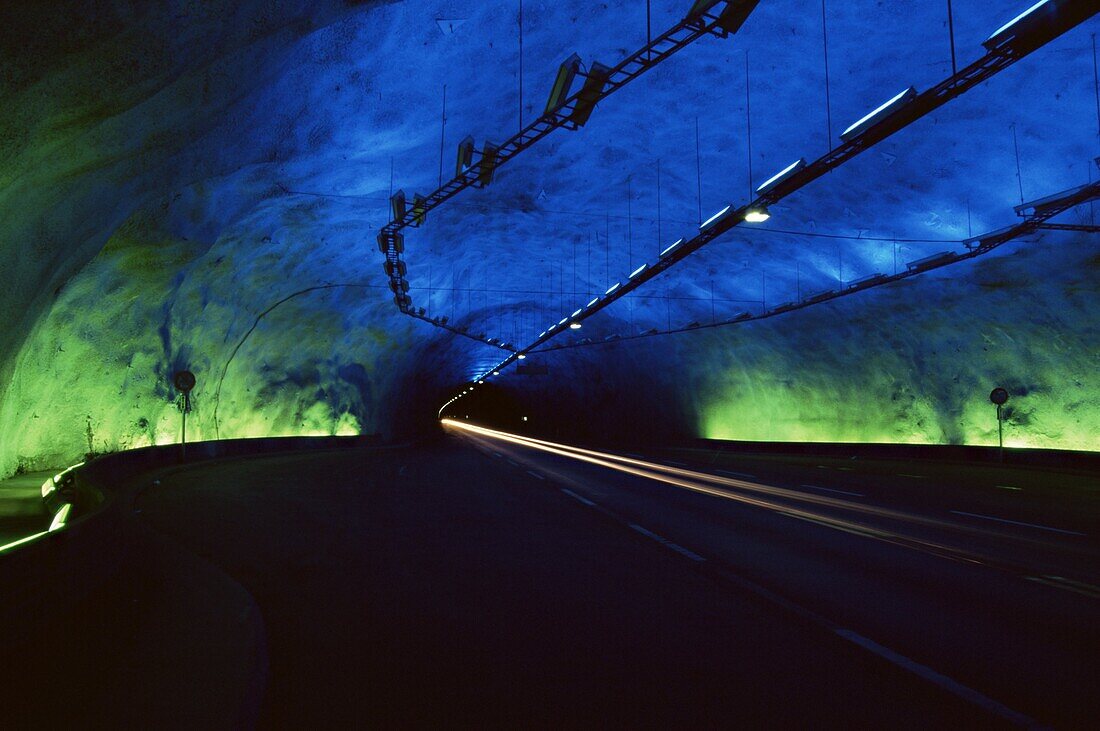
left=700, top=206, right=732, bottom=231
left=840, top=87, right=918, bottom=142
left=717, top=0, right=759, bottom=34
left=686, top=0, right=721, bottom=22
left=456, top=136, right=475, bottom=177
left=517, top=354, right=527, bottom=360
left=390, top=190, right=406, bottom=220
left=478, top=142, right=500, bottom=187
left=630, top=264, right=648, bottom=278
left=983, top=0, right=1050, bottom=51
left=756, top=158, right=807, bottom=196
left=744, top=206, right=770, bottom=223
left=1014, top=183, right=1090, bottom=217
left=569, top=322, right=582, bottom=329
left=569, top=62, right=611, bottom=127
left=906, top=251, right=957, bottom=271
left=545, top=53, right=582, bottom=116
left=493, top=371, right=500, bottom=376
left=412, top=194, right=428, bottom=226
left=661, top=239, right=685, bottom=257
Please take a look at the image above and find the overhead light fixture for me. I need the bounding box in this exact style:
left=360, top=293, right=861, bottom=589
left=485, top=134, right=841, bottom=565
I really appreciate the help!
left=587, top=297, right=600, bottom=308
left=744, top=206, right=770, bottom=223
left=661, top=239, right=685, bottom=257
left=411, top=194, right=428, bottom=226
left=983, top=0, right=1051, bottom=51
left=569, top=322, right=582, bottom=329
left=714, top=0, right=760, bottom=35
left=756, top=158, right=807, bottom=196
left=571, top=309, right=583, bottom=318
left=456, top=136, right=475, bottom=177
left=840, top=87, right=918, bottom=142
left=493, top=371, right=500, bottom=376
left=558, top=317, right=569, bottom=326
left=605, top=282, right=621, bottom=295
left=517, top=354, right=527, bottom=360
left=478, top=142, right=500, bottom=187
left=478, top=380, right=484, bottom=384
left=630, top=263, right=648, bottom=279
left=686, top=0, right=721, bottom=22
left=545, top=53, right=582, bottom=116
left=390, top=190, right=406, bottom=221
left=539, top=331, right=547, bottom=338
left=1014, top=183, right=1091, bottom=218
left=569, top=62, right=612, bottom=127
left=700, top=205, right=732, bottom=231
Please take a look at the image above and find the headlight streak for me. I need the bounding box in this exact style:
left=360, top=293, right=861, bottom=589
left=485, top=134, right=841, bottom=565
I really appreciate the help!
left=441, top=420, right=1066, bottom=567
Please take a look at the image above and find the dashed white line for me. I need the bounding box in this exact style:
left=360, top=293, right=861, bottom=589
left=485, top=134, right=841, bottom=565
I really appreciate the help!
left=560, top=488, right=596, bottom=507
left=995, top=485, right=1022, bottom=491
left=664, top=460, right=688, bottom=467
left=492, top=452, right=503, bottom=458
left=949, top=510, right=1085, bottom=537
left=834, top=629, right=1037, bottom=727
left=716, top=469, right=757, bottom=480
left=801, top=484, right=864, bottom=498
left=898, top=473, right=926, bottom=479
left=526, top=471, right=545, bottom=480
left=628, top=524, right=706, bottom=562
left=507, top=459, right=519, bottom=467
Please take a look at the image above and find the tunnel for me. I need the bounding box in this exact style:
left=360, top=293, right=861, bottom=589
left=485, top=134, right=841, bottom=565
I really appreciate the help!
left=1, top=0, right=1098, bottom=726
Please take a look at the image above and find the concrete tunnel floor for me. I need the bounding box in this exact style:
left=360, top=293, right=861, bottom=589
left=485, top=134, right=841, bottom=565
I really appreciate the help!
left=8, top=441, right=1021, bottom=727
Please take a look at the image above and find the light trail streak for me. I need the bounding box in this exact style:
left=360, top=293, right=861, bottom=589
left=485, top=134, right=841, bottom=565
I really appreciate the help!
left=441, top=420, right=1076, bottom=569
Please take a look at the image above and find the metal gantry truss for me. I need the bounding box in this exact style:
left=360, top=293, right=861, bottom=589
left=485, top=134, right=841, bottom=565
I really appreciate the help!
left=376, top=1, right=763, bottom=350
left=529, top=179, right=1100, bottom=353
left=462, top=0, right=1098, bottom=383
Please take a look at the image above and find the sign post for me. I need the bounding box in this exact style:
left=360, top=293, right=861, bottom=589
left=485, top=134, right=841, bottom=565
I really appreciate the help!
left=174, top=370, right=196, bottom=461
left=989, top=387, right=1009, bottom=462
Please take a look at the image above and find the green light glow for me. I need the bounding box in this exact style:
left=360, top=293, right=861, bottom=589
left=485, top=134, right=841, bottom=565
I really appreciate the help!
left=0, top=531, right=48, bottom=555
left=48, top=503, right=71, bottom=532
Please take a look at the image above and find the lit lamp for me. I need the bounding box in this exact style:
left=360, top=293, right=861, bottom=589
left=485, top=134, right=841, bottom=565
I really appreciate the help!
left=744, top=206, right=770, bottom=223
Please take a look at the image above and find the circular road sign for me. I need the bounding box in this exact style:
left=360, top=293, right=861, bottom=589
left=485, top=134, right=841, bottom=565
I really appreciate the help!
left=989, top=387, right=1009, bottom=406
left=174, top=370, right=197, bottom=393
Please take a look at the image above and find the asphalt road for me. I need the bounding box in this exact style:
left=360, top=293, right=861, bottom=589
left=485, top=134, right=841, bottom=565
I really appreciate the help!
left=127, top=430, right=1099, bottom=727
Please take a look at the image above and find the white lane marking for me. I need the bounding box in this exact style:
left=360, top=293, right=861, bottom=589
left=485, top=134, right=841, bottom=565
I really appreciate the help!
left=836, top=466, right=856, bottom=471
left=898, top=473, right=926, bottom=479
left=492, top=452, right=503, bottom=458
left=507, top=459, right=519, bottom=467
left=716, top=469, right=757, bottom=479
left=834, top=629, right=1037, bottom=727
left=995, top=485, right=1021, bottom=491
left=949, top=510, right=1085, bottom=537
left=664, top=460, right=688, bottom=467
left=800, top=484, right=864, bottom=498
left=526, top=470, right=545, bottom=480
left=560, top=488, right=596, bottom=507
left=628, top=524, right=706, bottom=562
left=816, top=465, right=831, bottom=469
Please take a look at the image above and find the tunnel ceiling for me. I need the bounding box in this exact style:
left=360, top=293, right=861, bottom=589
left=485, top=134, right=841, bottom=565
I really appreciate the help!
left=0, top=0, right=1097, bottom=473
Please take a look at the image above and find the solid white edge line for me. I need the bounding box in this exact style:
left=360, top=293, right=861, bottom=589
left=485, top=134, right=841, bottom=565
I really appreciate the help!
left=949, top=510, right=1085, bottom=537
left=834, top=629, right=1038, bottom=727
